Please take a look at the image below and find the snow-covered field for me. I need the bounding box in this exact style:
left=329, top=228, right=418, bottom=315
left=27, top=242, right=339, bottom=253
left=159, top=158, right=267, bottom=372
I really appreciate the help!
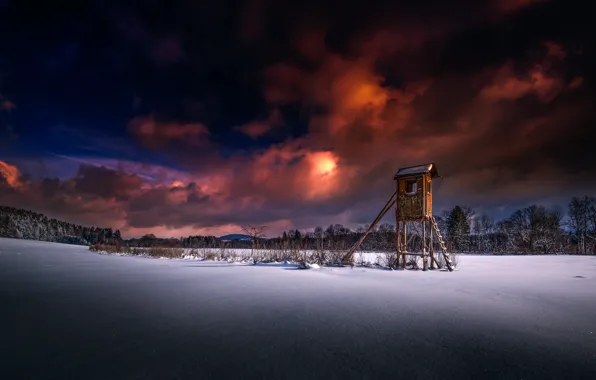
left=1, top=237, right=595, bottom=379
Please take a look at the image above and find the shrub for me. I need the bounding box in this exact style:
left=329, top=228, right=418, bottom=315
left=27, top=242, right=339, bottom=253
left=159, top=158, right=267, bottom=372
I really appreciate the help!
left=406, top=255, right=421, bottom=270
left=89, top=244, right=131, bottom=254
left=145, top=247, right=185, bottom=258
left=381, top=251, right=399, bottom=268
left=89, top=244, right=185, bottom=258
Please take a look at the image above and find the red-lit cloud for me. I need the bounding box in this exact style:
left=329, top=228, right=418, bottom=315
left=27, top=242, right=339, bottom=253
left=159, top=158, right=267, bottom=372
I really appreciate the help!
left=0, top=160, right=23, bottom=189
left=234, top=108, right=283, bottom=138
left=129, top=115, right=210, bottom=148
left=479, top=43, right=570, bottom=103
left=479, top=64, right=564, bottom=102
left=264, top=53, right=431, bottom=142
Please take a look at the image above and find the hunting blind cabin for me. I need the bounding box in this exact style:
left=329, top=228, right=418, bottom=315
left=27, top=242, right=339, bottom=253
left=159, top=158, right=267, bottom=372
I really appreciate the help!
left=342, top=163, right=454, bottom=271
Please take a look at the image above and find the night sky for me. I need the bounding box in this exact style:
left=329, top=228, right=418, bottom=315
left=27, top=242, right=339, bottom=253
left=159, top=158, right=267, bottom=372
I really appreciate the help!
left=0, top=0, right=594, bottom=238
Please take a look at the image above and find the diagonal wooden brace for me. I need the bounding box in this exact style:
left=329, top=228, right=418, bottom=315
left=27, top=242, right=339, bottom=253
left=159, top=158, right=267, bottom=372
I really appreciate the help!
left=342, top=190, right=397, bottom=263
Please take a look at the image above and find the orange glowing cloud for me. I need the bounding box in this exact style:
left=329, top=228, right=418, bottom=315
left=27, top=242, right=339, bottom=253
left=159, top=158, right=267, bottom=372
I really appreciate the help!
left=480, top=64, right=564, bottom=103
left=478, top=42, right=579, bottom=103
left=0, top=160, right=23, bottom=189
left=170, top=180, right=185, bottom=188
left=228, top=138, right=356, bottom=204
left=261, top=49, right=444, bottom=195
left=248, top=140, right=306, bottom=184
left=307, top=55, right=393, bottom=134
left=303, top=151, right=341, bottom=200
left=310, top=151, right=337, bottom=176
left=265, top=53, right=429, bottom=139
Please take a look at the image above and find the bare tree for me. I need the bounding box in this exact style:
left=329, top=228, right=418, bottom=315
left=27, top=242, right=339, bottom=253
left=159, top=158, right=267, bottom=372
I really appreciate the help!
left=241, top=224, right=267, bottom=259
left=568, top=196, right=596, bottom=254
left=498, top=205, right=562, bottom=254
left=473, top=213, right=495, bottom=252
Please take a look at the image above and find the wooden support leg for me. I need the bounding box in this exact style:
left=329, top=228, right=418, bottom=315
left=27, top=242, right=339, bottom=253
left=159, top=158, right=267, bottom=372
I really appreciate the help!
left=402, top=222, right=407, bottom=268
left=429, top=219, right=435, bottom=270
left=395, top=203, right=400, bottom=269
left=422, top=220, right=427, bottom=271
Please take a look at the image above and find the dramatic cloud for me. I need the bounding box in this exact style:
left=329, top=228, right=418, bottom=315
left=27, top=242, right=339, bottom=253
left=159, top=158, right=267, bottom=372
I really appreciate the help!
left=1, top=0, right=594, bottom=237
left=0, top=160, right=23, bottom=189
left=479, top=42, right=570, bottom=103
left=264, top=53, right=432, bottom=143
left=479, top=64, right=563, bottom=102
left=73, top=165, right=144, bottom=201
left=109, top=7, right=186, bottom=66
left=129, top=116, right=210, bottom=148
left=1, top=160, right=127, bottom=229
left=234, top=108, right=283, bottom=138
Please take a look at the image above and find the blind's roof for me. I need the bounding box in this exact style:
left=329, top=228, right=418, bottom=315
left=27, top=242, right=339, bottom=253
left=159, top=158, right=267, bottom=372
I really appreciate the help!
left=394, top=163, right=439, bottom=179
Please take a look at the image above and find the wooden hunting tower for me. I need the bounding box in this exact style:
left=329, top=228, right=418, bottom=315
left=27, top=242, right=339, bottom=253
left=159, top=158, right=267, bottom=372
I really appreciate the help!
left=395, top=163, right=438, bottom=221
left=343, top=162, right=453, bottom=271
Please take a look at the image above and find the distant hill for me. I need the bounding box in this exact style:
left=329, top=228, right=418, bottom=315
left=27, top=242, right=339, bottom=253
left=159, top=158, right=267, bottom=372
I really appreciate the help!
left=219, top=234, right=252, bottom=241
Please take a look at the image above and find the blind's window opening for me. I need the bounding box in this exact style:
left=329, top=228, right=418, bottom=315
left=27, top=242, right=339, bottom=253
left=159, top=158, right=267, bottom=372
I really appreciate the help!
left=406, top=179, right=417, bottom=195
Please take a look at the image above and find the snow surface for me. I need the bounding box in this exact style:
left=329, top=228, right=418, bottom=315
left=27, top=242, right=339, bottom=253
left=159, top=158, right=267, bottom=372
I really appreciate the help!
left=1, top=237, right=595, bottom=379
left=395, top=163, right=433, bottom=177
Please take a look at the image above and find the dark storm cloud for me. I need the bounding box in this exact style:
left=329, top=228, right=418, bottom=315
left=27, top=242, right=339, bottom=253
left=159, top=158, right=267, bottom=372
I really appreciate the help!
left=128, top=115, right=210, bottom=148
left=109, top=5, right=187, bottom=66
left=73, top=165, right=143, bottom=201
left=0, top=162, right=126, bottom=229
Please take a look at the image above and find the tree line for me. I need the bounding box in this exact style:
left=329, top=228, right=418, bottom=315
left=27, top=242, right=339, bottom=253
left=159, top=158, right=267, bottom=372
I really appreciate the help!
left=1, top=195, right=595, bottom=255
left=260, top=196, right=596, bottom=255
left=434, top=196, right=595, bottom=254
left=0, top=206, right=121, bottom=245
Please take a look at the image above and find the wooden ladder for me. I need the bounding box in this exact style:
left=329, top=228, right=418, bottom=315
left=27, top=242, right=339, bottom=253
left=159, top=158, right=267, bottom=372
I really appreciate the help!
left=430, top=216, right=454, bottom=271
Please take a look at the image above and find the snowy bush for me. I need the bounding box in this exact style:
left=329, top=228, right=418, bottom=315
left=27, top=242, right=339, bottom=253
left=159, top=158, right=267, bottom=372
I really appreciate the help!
left=146, top=247, right=185, bottom=258
left=406, top=255, right=421, bottom=270
left=381, top=250, right=399, bottom=268
left=89, top=244, right=131, bottom=254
